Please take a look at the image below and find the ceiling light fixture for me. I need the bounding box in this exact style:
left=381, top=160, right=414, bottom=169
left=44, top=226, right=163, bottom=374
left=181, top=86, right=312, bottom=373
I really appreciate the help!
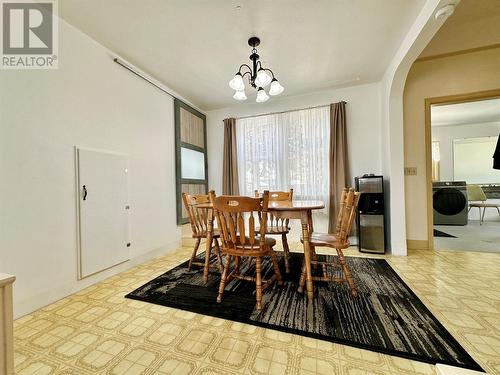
left=229, top=37, right=284, bottom=102
left=435, top=4, right=455, bottom=20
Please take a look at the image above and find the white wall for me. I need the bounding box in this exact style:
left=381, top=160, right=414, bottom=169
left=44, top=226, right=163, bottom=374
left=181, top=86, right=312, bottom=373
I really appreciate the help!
left=432, top=122, right=500, bottom=182
left=206, top=83, right=383, bottom=195
left=0, top=19, right=185, bottom=317
left=380, top=0, right=451, bottom=254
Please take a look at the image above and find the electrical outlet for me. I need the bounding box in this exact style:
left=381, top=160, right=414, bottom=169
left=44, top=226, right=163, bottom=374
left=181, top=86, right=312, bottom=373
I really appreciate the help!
left=404, top=167, right=417, bottom=176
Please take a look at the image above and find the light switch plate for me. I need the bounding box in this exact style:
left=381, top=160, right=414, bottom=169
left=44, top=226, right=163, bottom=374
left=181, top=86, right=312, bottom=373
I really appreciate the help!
left=404, top=167, right=417, bottom=176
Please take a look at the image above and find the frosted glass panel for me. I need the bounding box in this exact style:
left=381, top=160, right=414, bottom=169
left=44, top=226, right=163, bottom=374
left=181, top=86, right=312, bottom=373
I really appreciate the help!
left=181, top=147, right=205, bottom=180
left=454, top=137, right=499, bottom=184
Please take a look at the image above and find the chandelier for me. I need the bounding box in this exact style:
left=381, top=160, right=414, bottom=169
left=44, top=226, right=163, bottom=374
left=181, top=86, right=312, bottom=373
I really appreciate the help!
left=229, top=37, right=284, bottom=103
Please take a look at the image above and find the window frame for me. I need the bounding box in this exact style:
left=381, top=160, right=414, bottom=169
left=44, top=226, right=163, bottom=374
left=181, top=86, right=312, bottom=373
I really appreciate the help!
left=174, top=99, right=208, bottom=225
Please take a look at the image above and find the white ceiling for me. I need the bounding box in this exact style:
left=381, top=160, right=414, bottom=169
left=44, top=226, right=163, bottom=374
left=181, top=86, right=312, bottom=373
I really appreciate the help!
left=431, top=98, right=500, bottom=127
left=59, top=0, right=426, bottom=110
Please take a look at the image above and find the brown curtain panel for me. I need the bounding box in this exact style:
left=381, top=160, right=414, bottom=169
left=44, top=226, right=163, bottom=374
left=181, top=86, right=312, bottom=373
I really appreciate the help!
left=222, top=118, right=240, bottom=195
left=328, top=102, right=350, bottom=233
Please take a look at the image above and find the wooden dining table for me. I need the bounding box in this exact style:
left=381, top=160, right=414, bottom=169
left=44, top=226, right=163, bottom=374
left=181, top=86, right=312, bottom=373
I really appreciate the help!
left=199, top=199, right=325, bottom=302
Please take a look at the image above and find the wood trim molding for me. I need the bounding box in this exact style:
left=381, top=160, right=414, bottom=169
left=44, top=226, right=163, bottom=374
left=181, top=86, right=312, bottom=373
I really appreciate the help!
left=424, top=89, right=500, bottom=252
left=0, top=273, right=15, bottom=375
left=406, top=239, right=429, bottom=250
left=416, top=43, right=500, bottom=62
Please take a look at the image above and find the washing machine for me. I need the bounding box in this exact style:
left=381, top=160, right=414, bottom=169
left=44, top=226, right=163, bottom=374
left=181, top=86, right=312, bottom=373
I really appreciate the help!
left=432, top=181, right=468, bottom=225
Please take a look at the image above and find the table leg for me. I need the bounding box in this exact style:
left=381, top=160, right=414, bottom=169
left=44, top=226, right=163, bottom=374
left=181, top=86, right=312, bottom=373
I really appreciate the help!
left=298, top=212, right=314, bottom=301
left=307, top=210, right=317, bottom=265
left=203, top=209, right=214, bottom=284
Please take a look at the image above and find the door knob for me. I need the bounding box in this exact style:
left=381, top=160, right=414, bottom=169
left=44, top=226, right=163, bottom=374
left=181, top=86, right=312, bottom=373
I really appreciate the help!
left=82, top=185, right=88, bottom=200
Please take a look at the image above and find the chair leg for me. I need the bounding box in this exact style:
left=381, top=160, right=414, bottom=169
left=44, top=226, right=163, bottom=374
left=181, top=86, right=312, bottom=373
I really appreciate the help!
left=213, top=239, right=223, bottom=273
left=217, top=255, right=232, bottom=303
left=269, top=247, right=284, bottom=286
left=337, top=249, right=357, bottom=297
left=297, top=261, right=307, bottom=293
left=281, top=233, right=290, bottom=273
left=481, top=207, right=486, bottom=225
left=298, top=234, right=314, bottom=292
left=188, top=238, right=201, bottom=271
left=234, top=256, right=241, bottom=276
left=311, top=245, right=318, bottom=270
left=497, top=206, right=500, bottom=215
left=255, top=257, right=263, bottom=310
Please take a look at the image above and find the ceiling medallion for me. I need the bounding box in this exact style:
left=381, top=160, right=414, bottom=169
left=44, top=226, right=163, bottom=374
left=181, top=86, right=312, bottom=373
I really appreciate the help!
left=229, top=37, right=284, bottom=103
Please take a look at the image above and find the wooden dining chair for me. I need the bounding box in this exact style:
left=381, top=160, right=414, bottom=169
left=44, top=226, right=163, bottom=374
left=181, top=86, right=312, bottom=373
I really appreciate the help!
left=254, top=189, right=293, bottom=273
left=209, top=191, right=283, bottom=310
left=182, top=191, right=222, bottom=272
left=299, top=188, right=360, bottom=296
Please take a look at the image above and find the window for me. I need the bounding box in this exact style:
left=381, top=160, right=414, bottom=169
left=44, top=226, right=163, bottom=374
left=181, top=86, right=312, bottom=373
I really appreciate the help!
left=431, top=141, right=440, bottom=181
left=236, top=106, right=330, bottom=210
left=454, top=136, right=499, bottom=184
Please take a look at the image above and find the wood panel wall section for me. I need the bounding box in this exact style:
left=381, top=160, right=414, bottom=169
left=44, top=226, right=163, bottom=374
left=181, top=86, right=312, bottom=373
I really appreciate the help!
left=0, top=273, right=15, bottom=375
left=175, top=99, right=208, bottom=225
left=180, top=107, right=205, bottom=148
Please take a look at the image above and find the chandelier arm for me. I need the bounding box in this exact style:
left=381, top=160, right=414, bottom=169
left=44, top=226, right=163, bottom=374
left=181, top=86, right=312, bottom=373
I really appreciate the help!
left=238, top=64, right=253, bottom=75
left=263, top=68, right=276, bottom=79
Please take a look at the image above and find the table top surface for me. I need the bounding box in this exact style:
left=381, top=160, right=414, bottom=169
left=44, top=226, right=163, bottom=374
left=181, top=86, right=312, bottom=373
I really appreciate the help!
left=196, top=200, right=325, bottom=211
left=268, top=200, right=325, bottom=211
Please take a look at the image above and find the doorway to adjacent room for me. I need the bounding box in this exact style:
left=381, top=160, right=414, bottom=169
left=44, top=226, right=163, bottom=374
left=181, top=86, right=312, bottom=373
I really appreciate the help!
left=425, top=91, right=500, bottom=253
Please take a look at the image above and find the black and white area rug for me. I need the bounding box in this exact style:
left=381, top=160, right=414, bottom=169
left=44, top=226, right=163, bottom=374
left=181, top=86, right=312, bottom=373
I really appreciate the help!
left=126, top=252, right=482, bottom=371
left=434, top=229, right=458, bottom=238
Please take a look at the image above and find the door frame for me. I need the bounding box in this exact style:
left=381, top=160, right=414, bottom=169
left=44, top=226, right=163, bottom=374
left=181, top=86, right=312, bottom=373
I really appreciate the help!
left=424, top=88, right=500, bottom=250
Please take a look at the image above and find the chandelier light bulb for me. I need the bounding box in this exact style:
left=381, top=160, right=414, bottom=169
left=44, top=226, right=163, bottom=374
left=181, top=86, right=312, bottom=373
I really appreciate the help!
left=229, top=73, right=245, bottom=91
left=256, top=87, right=269, bottom=103
left=233, top=90, right=247, bottom=101
left=255, top=68, right=272, bottom=87
left=269, top=78, right=284, bottom=96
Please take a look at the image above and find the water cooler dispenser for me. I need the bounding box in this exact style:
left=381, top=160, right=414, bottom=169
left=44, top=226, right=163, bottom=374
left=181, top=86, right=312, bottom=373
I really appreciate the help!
left=355, top=175, right=386, bottom=254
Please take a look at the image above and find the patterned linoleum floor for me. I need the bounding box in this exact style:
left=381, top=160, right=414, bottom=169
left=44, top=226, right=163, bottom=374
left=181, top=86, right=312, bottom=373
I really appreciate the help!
left=14, top=244, right=500, bottom=375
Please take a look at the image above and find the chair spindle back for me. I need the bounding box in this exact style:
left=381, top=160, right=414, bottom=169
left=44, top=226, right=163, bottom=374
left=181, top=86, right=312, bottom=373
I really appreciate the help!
left=182, top=192, right=211, bottom=237
left=335, top=188, right=360, bottom=243
left=211, top=191, right=270, bottom=251
left=254, top=189, right=293, bottom=232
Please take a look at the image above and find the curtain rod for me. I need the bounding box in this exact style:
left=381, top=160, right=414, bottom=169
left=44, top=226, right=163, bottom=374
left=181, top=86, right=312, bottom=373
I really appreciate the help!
left=234, top=102, right=346, bottom=120
left=113, top=57, right=179, bottom=99
left=114, top=57, right=207, bottom=114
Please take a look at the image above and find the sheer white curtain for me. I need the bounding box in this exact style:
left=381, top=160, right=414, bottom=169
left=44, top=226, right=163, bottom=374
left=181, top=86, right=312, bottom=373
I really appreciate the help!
left=236, top=106, right=330, bottom=211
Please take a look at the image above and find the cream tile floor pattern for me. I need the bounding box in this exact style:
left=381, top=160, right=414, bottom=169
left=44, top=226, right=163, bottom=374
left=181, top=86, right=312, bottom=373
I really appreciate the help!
left=13, top=245, right=500, bottom=375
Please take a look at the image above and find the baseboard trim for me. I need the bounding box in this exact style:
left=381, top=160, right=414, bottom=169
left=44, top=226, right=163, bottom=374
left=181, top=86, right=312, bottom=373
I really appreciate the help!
left=407, top=239, right=430, bottom=250
left=14, top=240, right=180, bottom=319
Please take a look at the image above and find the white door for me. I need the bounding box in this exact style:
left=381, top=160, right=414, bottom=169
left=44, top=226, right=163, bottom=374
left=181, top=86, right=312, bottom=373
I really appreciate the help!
left=76, top=147, right=130, bottom=279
